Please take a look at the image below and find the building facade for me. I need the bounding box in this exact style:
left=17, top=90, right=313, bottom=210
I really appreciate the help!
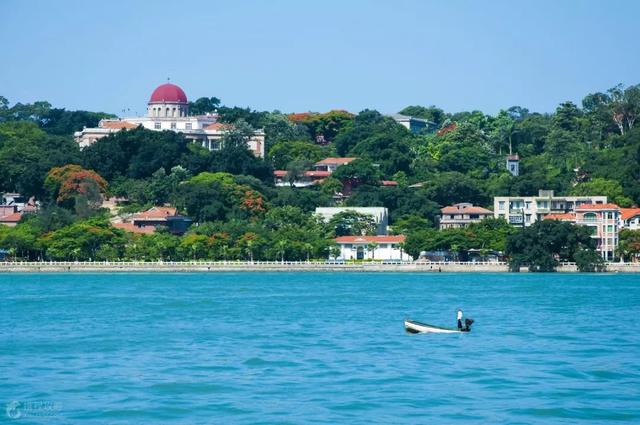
left=390, top=114, right=434, bottom=133
left=620, top=208, right=640, bottom=230
left=575, top=204, right=620, bottom=261
left=274, top=157, right=356, bottom=187
left=334, top=235, right=411, bottom=261
left=74, top=83, right=265, bottom=157
left=439, top=203, right=493, bottom=229
left=506, top=154, right=520, bottom=176
left=547, top=204, right=620, bottom=260
left=494, top=190, right=608, bottom=226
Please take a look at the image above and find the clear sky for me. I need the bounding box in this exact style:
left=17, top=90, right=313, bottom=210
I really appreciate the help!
left=1, top=0, right=638, bottom=117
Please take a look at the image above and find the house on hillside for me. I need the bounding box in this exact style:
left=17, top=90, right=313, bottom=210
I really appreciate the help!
left=273, top=157, right=356, bottom=187
left=390, top=114, right=435, bottom=133
left=439, top=203, right=493, bottom=229
left=74, top=82, right=265, bottom=157
left=113, top=206, right=193, bottom=235
left=620, top=208, right=640, bottom=230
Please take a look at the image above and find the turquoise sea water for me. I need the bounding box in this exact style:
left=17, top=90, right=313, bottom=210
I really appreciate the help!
left=1, top=272, right=639, bottom=424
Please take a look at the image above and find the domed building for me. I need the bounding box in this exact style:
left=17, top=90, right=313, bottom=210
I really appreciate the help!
left=74, top=82, right=265, bottom=157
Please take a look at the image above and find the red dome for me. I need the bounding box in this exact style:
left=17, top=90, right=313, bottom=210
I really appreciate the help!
left=149, top=83, right=188, bottom=104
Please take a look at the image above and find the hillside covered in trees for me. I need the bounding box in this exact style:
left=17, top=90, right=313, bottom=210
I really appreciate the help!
left=0, top=83, right=639, bottom=266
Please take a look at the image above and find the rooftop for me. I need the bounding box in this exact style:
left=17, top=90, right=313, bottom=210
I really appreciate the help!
left=0, top=212, right=22, bottom=223
left=131, top=206, right=177, bottom=221
left=441, top=203, right=493, bottom=215
left=620, top=208, right=640, bottom=221
left=575, top=203, right=620, bottom=210
left=100, top=120, right=138, bottom=130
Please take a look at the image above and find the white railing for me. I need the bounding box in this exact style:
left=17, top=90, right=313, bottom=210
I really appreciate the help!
left=0, top=260, right=636, bottom=268
left=0, top=260, right=508, bottom=266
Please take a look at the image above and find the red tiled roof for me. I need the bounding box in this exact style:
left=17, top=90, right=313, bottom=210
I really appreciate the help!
left=0, top=212, right=22, bottom=223
left=441, top=204, right=493, bottom=215
left=381, top=180, right=398, bottom=186
left=335, top=235, right=405, bottom=244
left=131, top=207, right=177, bottom=221
left=101, top=120, right=138, bottom=130
left=544, top=212, right=576, bottom=221
left=315, top=157, right=357, bottom=166
left=113, top=223, right=157, bottom=234
left=274, top=170, right=287, bottom=177
left=205, top=122, right=232, bottom=131
left=620, top=208, right=640, bottom=221
left=575, top=203, right=620, bottom=210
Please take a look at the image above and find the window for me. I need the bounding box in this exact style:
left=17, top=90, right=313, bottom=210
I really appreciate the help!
left=170, top=122, right=177, bottom=130
left=525, top=214, right=532, bottom=223
left=498, top=201, right=505, bottom=211
left=154, top=122, right=161, bottom=129
left=583, top=213, right=597, bottom=222
left=185, top=123, right=192, bottom=130
left=525, top=201, right=532, bottom=210
left=606, top=225, right=614, bottom=232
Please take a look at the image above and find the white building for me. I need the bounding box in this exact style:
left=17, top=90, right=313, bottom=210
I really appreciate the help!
left=334, top=235, right=411, bottom=261
left=74, top=83, right=265, bottom=157
left=620, top=208, right=640, bottom=230
left=390, top=114, right=434, bottom=133
left=315, top=207, right=389, bottom=235
left=506, top=154, right=520, bottom=176
left=493, top=190, right=607, bottom=226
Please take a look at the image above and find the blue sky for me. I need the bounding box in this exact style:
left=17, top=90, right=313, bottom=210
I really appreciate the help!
left=1, top=0, right=638, bottom=117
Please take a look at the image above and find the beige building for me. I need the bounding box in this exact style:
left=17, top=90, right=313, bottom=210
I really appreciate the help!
left=439, top=203, right=493, bottom=229
left=74, top=83, right=265, bottom=157
left=546, top=203, right=620, bottom=260
left=493, top=190, right=607, bottom=226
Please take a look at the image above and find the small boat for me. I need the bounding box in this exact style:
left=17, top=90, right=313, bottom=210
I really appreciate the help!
left=404, top=318, right=474, bottom=334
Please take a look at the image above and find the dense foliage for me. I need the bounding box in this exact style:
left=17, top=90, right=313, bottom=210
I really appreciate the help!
left=1, top=83, right=639, bottom=267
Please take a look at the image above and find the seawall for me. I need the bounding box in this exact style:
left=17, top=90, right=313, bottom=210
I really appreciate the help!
left=1, top=261, right=639, bottom=273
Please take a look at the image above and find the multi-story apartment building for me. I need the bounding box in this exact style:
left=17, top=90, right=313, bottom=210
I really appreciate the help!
left=493, top=190, right=607, bottom=226
left=574, top=204, right=620, bottom=261
left=439, top=203, right=493, bottom=229
left=547, top=204, right=621, bottom=260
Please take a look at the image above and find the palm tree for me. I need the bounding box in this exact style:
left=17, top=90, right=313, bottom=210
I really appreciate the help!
left=367, top=242, right=378, bottom=260
left=245, top=240, right=254, bottom=263
left=277, top=240, right=287, bottom=263
left=303, top=243, right=313, bottom=262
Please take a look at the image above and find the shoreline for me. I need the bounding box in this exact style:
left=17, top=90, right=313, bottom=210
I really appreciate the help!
left=1, top=261, right=639, bottom=273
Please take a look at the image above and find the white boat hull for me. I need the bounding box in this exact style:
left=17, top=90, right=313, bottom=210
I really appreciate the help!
left=404, top=319, right=464, bottom=334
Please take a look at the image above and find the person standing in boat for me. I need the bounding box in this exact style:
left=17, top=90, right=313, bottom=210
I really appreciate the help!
left=457, top=309, right=463, bottom=330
